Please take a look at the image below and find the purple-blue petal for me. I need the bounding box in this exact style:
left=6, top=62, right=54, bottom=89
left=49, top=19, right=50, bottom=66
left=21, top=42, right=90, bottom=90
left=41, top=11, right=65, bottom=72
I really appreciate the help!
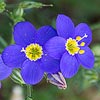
left=75, top=23, right=92, bottom=46
left=2, top=45, right=26, bottom=68
left=21, top=59, right=44, bottom=85
left=13, top=21, right=36, bottom=47
left=35, top=26, right=57, bottom=46
left=60, top=52, right=80, bottom=78
left=0, top=55, right=12, bottom=80
left=77, top=46, right=94, bottom=69
left=41, top=54, right=60, bottom=73
left=56, top=14, right=75, bottom=39
left=45, top=36, right=66, bottom=59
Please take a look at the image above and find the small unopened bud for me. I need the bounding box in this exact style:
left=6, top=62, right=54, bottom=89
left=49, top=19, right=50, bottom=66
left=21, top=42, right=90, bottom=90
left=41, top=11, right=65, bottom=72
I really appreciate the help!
left=0, top=1, right=6, bottom=13
left=19, top=1, right=53, bottom=9
left=0, top=82, right=1, bottom=88
left=47, top=72, right=67, bottom=89
left=10, top=69, right=25, bottom=85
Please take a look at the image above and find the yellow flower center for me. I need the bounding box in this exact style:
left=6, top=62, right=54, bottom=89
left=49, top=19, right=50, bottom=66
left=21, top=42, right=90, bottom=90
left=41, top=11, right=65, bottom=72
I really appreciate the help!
left=65, top=38, right=80, bottom=55
left=65, top=34, right=88, bottom=55
left=23, top=44, right=43, bottom=61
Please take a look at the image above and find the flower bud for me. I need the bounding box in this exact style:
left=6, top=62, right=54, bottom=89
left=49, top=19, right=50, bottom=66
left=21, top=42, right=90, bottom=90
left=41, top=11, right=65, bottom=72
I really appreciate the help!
left=0, top=82, right=1, bottom=88
left=10, top=69, right=25, bottom=85
left=47, top=72, right=67, bottom=89
left=0, top=1, right=6, bottom=13
left=19, top=1, right=53, bottom=9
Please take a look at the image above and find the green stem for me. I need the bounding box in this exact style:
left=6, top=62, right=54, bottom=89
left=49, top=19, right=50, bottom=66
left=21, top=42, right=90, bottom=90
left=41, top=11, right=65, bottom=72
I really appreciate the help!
left=27, top=85, right=33, bottom=100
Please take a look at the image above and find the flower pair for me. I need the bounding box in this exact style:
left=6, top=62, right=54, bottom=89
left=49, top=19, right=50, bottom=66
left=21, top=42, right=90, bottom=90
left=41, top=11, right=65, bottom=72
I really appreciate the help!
left=0, top=14, right=95, bottom=85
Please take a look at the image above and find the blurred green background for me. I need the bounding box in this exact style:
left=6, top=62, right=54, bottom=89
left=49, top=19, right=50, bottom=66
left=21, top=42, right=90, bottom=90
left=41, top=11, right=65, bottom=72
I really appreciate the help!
left=0, top=0, right=100, bottom=100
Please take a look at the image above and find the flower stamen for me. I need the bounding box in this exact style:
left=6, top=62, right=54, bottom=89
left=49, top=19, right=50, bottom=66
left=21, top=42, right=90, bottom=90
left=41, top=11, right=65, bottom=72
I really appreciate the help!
left=79, top=50, right=85, bottom=54
left=76, top=36, right=81, bottom=41
left=65, top=34, right=87, bottom=55
left=80, top=42, right=85, bottom=46
left=76, top=33, right=88, bottom=42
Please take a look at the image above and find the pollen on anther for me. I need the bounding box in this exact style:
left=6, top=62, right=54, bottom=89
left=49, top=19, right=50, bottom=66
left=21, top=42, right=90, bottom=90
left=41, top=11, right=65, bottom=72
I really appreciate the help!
left=80, top=42, right=85, bottom=46
left=76, top=36, right=81, bottom=41
left=79, top=50, right=85, bottom=54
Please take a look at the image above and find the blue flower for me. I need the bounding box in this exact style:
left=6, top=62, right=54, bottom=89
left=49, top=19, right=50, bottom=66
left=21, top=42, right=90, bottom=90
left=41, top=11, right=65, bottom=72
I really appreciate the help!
left=2, top=22, right=60, bottom=85
left=45, top=14, right=95, bottom=78
left=0, top=55, right=12, bottom=81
